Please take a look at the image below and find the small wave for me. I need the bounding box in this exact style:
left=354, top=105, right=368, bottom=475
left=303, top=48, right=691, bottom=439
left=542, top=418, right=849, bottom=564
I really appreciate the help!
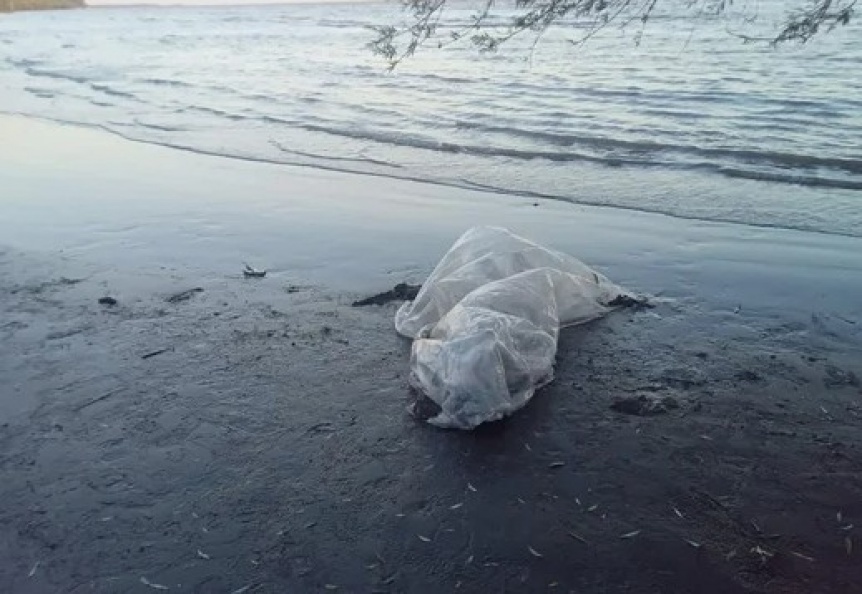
left=297, top=122, right=862, bottom=190
left=718, top=167, right=862, bottom=191
left=139, top=77, right=194, bottom=89
left=452, top=120, right=862, bottom=176
left=271, top=139, right=400, bottom=169
left=21, top=65, right=89, bottom=85
left=134, top=120, right=186, bottom=132
left=259, top=115, right=297, bottom=126
left=298, top=122, right=683, bottom=167
left=317, top=19, right=370, bottom=28
left=405, top=72, right=478, bottom=85
left=24, top=87, right=55, bottom=99
left=89, top=83, right=141, bottom=102
left=178, top=105, right=250, bottom=121
left=6, top=57, right=43, bottom=68
left=220, top=15, right=255, bottom=23
left=490, top=79, right=862, bottom=113
left=17, top=63, right=144, bottom=105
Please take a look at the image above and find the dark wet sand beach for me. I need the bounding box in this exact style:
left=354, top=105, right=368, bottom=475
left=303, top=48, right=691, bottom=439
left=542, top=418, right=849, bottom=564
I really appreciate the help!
left=2, top=115, right=862, bottom=593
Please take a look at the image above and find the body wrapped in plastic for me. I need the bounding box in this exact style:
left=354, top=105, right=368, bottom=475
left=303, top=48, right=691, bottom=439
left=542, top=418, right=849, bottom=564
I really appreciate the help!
left=395, top=227, right=630, bottom=429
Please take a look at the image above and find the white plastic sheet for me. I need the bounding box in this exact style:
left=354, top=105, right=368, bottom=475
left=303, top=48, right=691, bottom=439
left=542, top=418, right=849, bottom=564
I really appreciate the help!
left=395, top=227, right=631, bottom=430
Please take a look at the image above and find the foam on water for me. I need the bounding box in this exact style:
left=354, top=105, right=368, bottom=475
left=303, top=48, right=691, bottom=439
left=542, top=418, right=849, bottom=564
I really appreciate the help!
left=0, top=2, right=860, bottom=236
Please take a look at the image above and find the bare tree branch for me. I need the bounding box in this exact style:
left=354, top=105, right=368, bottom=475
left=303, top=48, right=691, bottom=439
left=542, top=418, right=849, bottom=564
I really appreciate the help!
left=369, top=0, right=857, bottom=68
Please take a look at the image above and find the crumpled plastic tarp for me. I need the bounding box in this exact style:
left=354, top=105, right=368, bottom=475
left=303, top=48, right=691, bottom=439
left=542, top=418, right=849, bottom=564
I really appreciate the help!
left=395, top=226, right=632, bottom=430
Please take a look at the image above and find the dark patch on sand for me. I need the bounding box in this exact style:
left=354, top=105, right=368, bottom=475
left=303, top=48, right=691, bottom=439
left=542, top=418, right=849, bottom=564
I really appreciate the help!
left=353, top=282, right=421, bottom=307
left=165, top=287, right=204, bottom=303
left=610, top=393, right=680, bottom=416
left=607, top=293, right=654, bottom=309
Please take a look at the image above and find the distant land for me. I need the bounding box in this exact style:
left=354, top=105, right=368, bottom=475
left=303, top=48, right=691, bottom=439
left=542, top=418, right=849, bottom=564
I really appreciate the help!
left=1, top=0, right=85, bottom=12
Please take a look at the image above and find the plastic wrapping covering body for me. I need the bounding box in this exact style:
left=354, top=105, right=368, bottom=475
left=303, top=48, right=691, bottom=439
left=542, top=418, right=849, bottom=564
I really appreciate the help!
left=395, top=227, right=630, bottom=430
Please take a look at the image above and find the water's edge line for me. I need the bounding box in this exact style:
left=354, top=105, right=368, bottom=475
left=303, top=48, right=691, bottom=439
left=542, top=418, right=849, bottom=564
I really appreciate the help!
left=4, top=110, right=858, bottom=241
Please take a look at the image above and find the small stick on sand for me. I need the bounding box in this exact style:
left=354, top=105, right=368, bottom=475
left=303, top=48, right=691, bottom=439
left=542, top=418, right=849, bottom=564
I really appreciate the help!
left=142, top=348, right=169, bottom=360
left=140, top=577, right=170, bottom=590
left=567, top=531, right=589, bottom=545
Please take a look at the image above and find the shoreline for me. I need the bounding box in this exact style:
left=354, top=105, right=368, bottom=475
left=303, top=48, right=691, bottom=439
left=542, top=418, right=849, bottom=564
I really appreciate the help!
left=2, top=114, right=862, bottom=592
left=3, top=115, right=861, bottom=297
left=0, top=0, right=84, bottom=12
left=9, top=113, right=862, bottom=241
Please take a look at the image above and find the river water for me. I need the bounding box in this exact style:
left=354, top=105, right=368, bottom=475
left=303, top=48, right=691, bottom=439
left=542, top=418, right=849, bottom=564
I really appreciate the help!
left=1, top=2, right=860, bottom=236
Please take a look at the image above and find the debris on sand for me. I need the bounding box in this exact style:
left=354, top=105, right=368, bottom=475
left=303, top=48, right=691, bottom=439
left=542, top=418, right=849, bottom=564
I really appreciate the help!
left=73, top=389, right=119, bottom=412
left=243, top=264, right=266, bottom=278
left=98, top=296, right=118, bottom=306
left=750, top=546, right=773, bottom=564
left=824, top=365, right=860, bottom=388
left=567, top=531, right=589, bottom=544
left=142, top=348, right=170, bottom=360
left=735, top=369, right=761, bottom=382
left=166, top=287, right=203, bottom=303
left=352, top=283, right=421, bottom=307
left=610, top=394, right=679, bottom=416
left=140, top=576, right=170, bottom=590
left=607, top=294, right=653, bottom=309
left=408, top=393, right=442, bottom=422
left=660, top=367, right=707, bottom=389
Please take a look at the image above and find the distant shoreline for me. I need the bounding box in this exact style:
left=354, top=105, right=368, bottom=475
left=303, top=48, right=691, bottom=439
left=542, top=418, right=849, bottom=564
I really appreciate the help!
left=0, top=0, right=84, bottom=13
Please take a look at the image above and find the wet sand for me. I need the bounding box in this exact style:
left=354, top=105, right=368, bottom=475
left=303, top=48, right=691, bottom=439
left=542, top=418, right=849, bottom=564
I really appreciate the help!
left=2, top=115, right=862, bottom=593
